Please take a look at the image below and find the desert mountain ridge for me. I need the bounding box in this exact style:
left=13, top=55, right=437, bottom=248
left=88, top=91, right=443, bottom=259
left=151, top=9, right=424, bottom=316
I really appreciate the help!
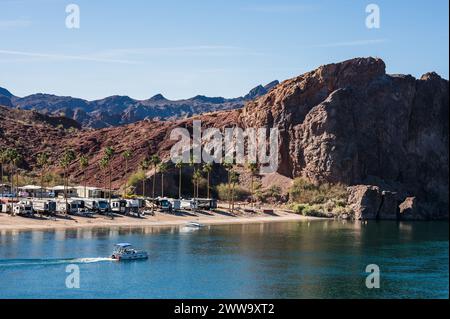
left=0, top=80, right=279, bottom=129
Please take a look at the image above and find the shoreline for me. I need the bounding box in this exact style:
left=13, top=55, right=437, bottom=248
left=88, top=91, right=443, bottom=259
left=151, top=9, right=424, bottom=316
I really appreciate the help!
left=0, top=209, right=321, bottom=232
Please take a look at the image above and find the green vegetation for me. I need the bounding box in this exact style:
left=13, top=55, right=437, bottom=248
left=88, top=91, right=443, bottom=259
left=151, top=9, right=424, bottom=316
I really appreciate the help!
left=289, top=178, right=348, bottom=217
left=216, top=183, right=250, bottom=202
left=127, top=170, right=145, bottom=191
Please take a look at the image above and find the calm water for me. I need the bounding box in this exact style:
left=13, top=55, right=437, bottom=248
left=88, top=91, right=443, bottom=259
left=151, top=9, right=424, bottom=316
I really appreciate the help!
left=0, top=220, right=448, bottom=299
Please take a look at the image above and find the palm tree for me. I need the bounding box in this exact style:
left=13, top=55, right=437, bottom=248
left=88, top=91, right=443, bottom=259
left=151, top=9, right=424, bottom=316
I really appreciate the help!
left=0, top=148, right=8, bottom=198
left=139, top=159, right=150, bottom=197
left=149, top=155, right=161, bottom=212
left=122, top=150, right=132, bottom=196
left=79, top=155, right=89, bottom=198
left=247, top=162, right=258, bottom=208
left=189, top=154, right=198, bottom=198
left=202, top=163, right=213, bottom=199
left=104, top=147, right=115, bottom=209
left=175, top=160, right=184, bottom=199
left=158, top=162, right=169, bottom=197
left=7, top=149, right=21, bottom=215
left=60, top=149, right=76, bottom=214
left=222, top=158, right=234, bottom=210
left=230, top=171, right=240, bottom=214
left=192, top=169, right=203, bottom=199
left=37, top=152, right=49, bottom=199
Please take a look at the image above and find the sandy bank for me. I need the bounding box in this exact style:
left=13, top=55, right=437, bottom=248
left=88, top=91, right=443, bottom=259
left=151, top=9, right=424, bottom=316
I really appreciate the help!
left=0, top=209, right=319, bottom=232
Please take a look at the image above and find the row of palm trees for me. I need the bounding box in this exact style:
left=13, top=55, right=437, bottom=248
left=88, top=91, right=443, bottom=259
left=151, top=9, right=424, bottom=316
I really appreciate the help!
left=1, top=146, right=261, bottom=214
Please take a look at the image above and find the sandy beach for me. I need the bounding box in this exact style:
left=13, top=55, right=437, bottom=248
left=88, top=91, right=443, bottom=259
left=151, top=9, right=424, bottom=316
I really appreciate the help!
left=0, top=206, right=316, bottom=231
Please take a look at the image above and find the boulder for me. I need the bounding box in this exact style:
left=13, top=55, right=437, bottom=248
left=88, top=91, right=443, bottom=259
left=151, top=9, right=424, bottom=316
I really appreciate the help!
left=347, top=185, right=382, bottom=220
left=378, top=191, right=399, bottom=220
left=399, top=197, right=428, bottom=220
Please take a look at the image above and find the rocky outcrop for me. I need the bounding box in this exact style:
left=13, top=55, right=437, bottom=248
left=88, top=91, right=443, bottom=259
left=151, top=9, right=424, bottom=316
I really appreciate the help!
left=398, top=197, right=431, bottom=221
left=241, top=57, right=449, bottom=218
left=347, top=185, right=400, bottom=220
left=347, top=185, right=382, bottom=220
left=378, top=191, right=399, bottom=220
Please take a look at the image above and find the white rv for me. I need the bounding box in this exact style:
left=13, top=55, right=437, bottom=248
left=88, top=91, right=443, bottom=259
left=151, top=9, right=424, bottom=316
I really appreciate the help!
left=32, top=199, right=57, bottom=216
left=13, top=200, right=34, bottom=217
left=180, top=199, right=198, bottom=210
left=111, top=199, right=127, bottom=214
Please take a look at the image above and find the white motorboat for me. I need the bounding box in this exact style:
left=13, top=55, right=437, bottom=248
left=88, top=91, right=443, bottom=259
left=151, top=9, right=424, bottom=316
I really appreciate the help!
left=185, top=221, right=205, bottom=228
left=111, top=243, right=148, bottom=261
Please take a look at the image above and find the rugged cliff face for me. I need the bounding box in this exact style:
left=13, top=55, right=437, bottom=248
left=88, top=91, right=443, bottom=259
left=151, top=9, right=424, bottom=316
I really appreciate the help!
left=241, top=57, right=449, bottom=216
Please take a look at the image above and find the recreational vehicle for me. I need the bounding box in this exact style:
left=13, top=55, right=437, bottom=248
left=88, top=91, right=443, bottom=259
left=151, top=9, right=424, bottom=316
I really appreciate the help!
left=13, top=200, right=34, bottom=217
left=180, top=199, right=198, bottom=210
left=32, top=199, right=57, bottom=216
left=111, top=199, right=127, bottom=214
left=82, top=198, right=110, bottom=214
left=196, top=198, right=217, bottom=210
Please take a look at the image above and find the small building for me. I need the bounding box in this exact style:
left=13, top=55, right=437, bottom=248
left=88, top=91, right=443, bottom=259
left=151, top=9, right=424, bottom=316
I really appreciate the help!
left=74, top=186, right=105, bottom=198
left=49, top=185, right=78, bottom=198
left=18, top=185, right=44, bottom=198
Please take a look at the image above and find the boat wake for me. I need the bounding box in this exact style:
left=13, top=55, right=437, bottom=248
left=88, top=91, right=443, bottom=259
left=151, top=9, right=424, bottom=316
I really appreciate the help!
left=0, top=257, right=116, bottom=267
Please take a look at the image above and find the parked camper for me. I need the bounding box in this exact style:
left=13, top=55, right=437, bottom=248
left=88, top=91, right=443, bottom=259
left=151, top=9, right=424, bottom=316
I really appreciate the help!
left=167, top=198, right=181, bottom=211
left=123, top=199, right=143, bottom=217
left=180, top=199, right=198, bottom=210
left=0, top=200, right=14, bottom=214
left=13, top=200, right=34, bottom=217
left=83, top=198, right=110, bottom=214
left=57, top=199, right=94, bottom=216
left=32, top=199, right=57, bottom=216
left=197, top=198, right=217, bottom=210
left=111, top=199, right=127, bottom=214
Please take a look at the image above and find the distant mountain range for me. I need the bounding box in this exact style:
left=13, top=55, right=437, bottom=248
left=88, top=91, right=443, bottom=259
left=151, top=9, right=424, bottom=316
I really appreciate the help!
left=0, top=80, right=279, bottom=128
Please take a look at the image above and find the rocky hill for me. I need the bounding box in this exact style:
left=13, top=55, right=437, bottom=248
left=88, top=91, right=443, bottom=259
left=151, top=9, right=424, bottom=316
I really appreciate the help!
left=0, top=81, right=278, bottom=129
left=242, top=57, right=449, bottom=218
left=1, top=57, right=448, bottom=219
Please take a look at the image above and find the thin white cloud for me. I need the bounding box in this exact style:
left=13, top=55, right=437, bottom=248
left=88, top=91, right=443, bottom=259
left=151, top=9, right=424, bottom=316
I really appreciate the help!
left=305, top=39, right=388, bottom=48
left=0, top=49, right=139, bottom=64
left=0, top=19, right=32, bottom=29
left=0, top=45, right=263, bottom=65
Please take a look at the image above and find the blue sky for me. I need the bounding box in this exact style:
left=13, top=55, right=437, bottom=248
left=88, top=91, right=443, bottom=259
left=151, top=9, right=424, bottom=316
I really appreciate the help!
left=0, top=0, right=448, bottom=100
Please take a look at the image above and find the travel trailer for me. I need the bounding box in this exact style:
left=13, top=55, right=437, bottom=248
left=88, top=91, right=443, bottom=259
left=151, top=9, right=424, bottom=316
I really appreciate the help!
left=124, top=199, right=142, bottom=217
left=111, top=199, right=127, bottom=214
left=180, top=199, right=198, bottom=210
left=154, top=197, right=172, bottom=212
left=167, top=198, right=181, bottom=211
left=56, top=199, right=94, bottom=216
left=196, top=198, right=217, bottom=210
left=32, top=199, right=57, bottom=216
left=13, top=200, right=34, bottom=217
left=82, top=198, right=110, bottom=215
